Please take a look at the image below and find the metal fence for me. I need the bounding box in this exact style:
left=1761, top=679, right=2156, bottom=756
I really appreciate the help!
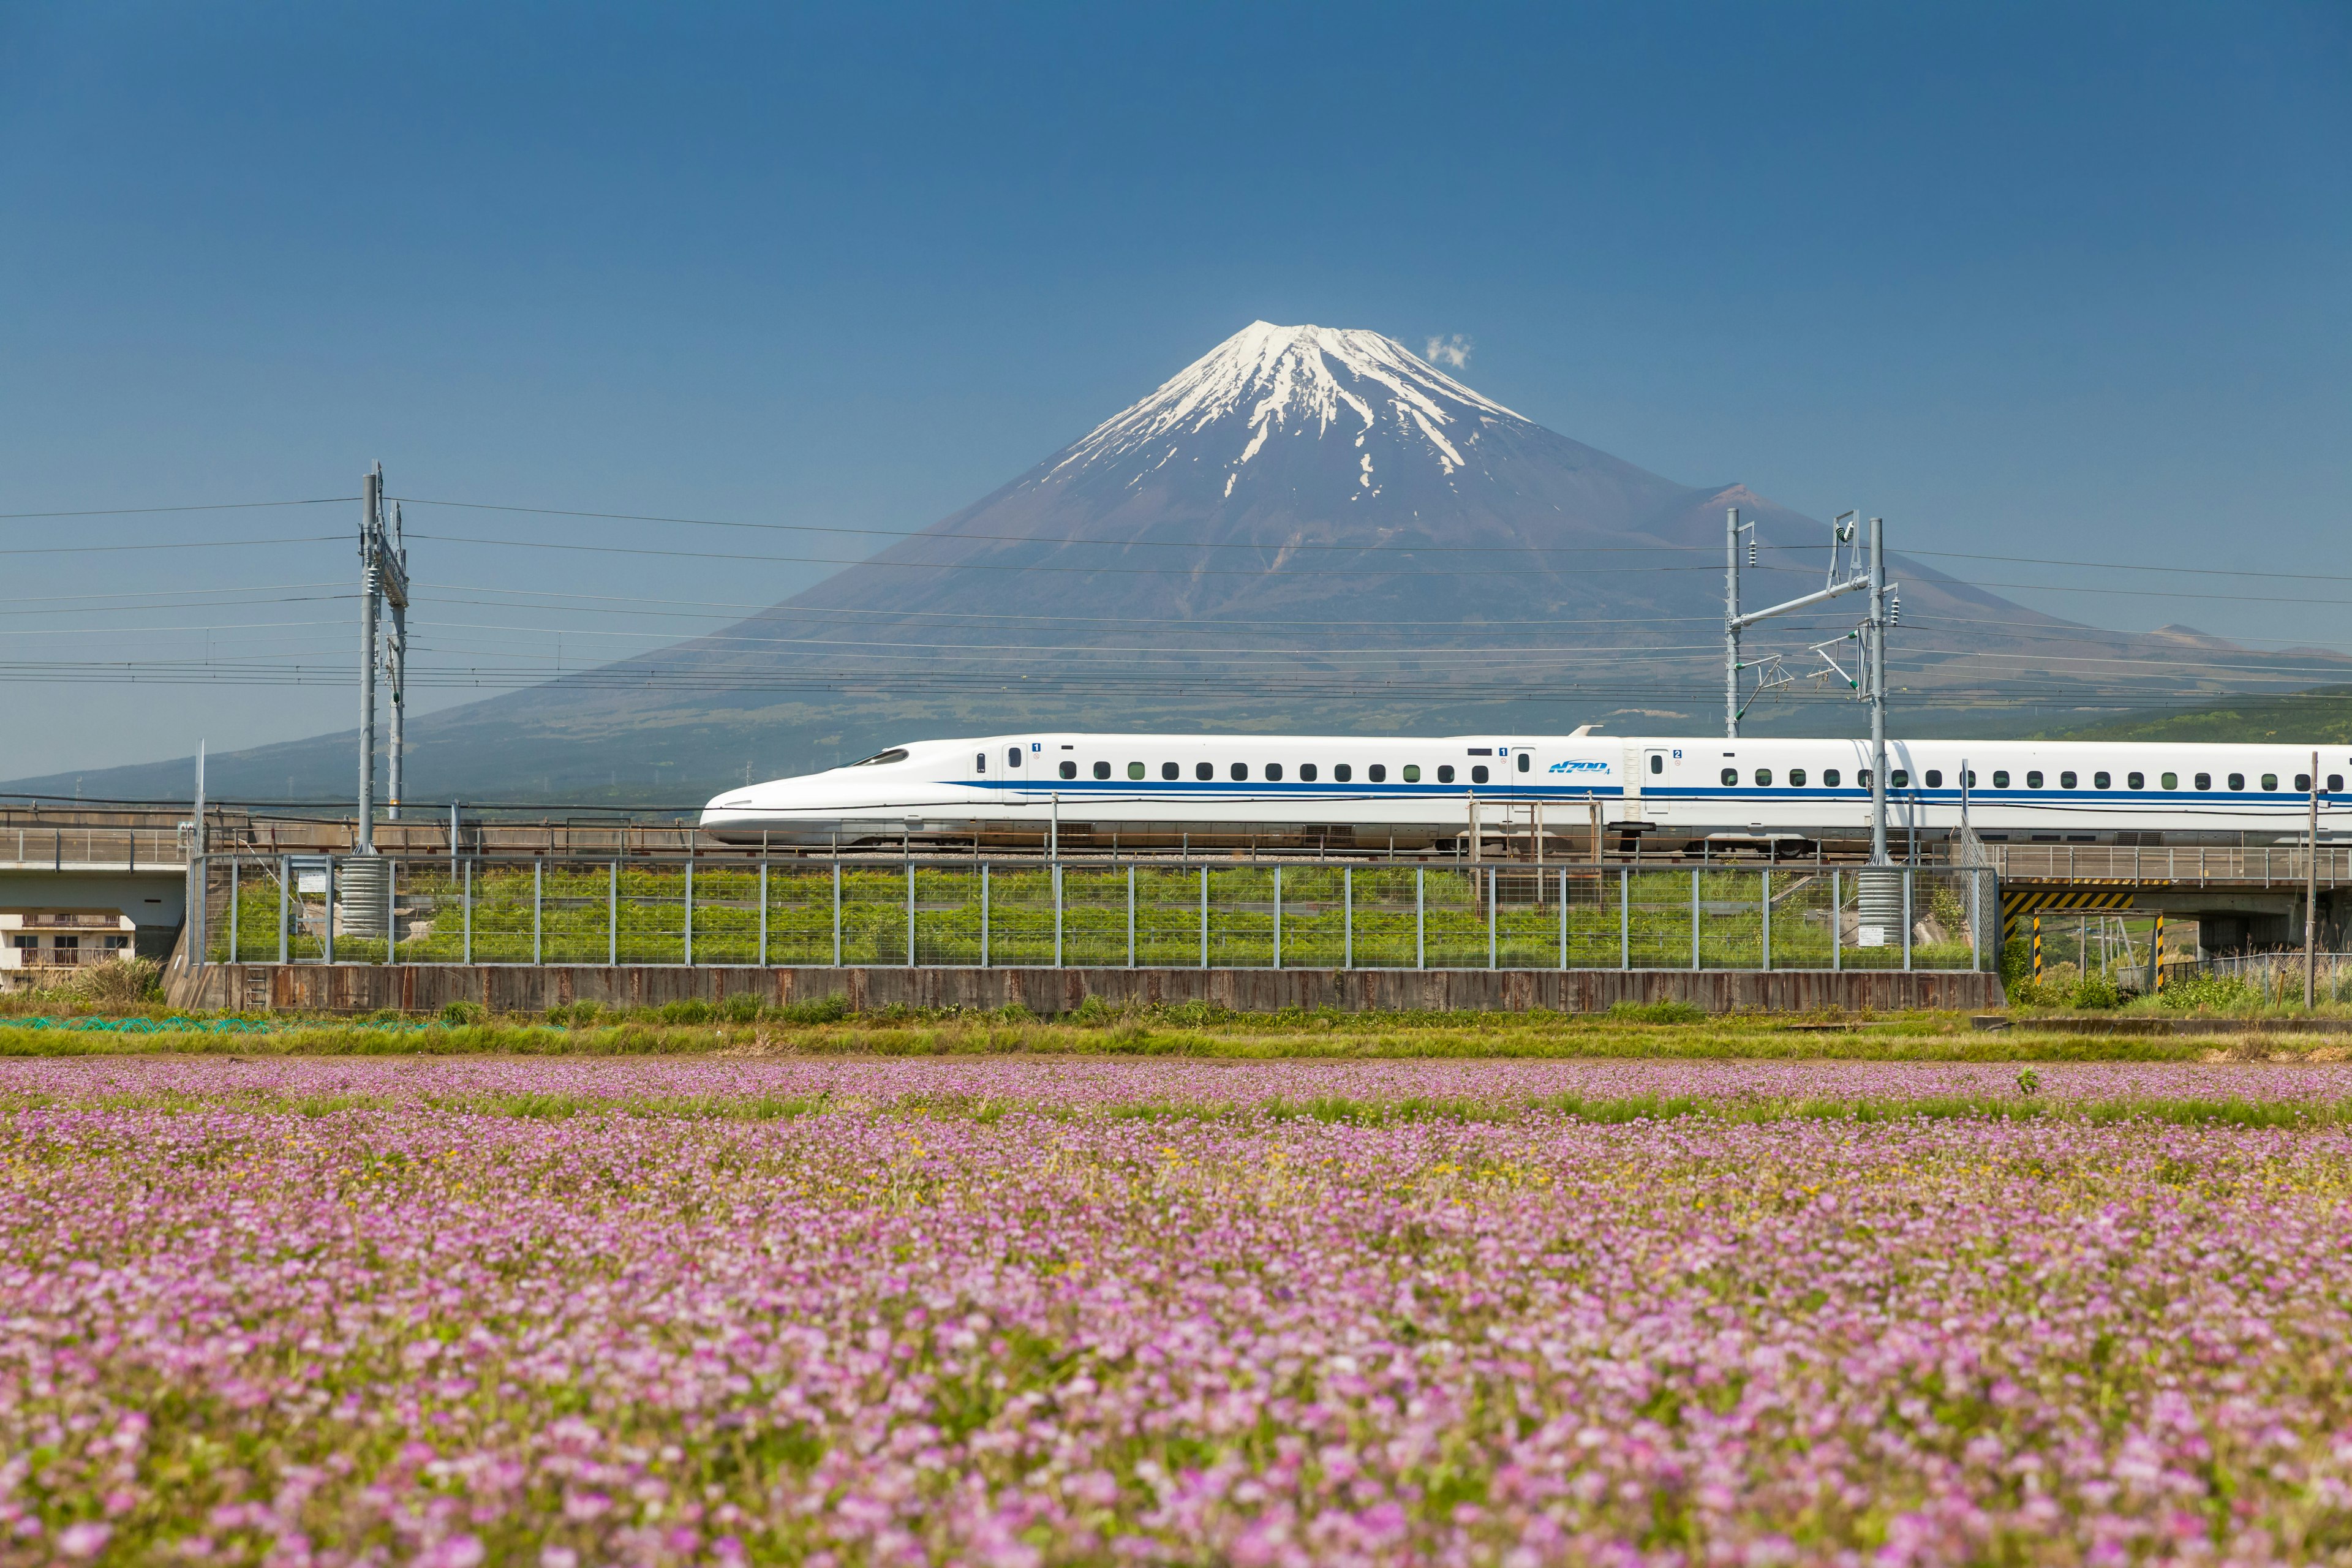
left=195, top=856, right=1995, bottom=971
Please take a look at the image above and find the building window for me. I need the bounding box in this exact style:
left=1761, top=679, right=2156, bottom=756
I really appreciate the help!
left=1127, top=762, right=1146, bottom=780
left=1471, top=765, right=1489, bottom=785
left=1334, top=764, right=1352, bottom=782
left=2161, top=772, right=2177, bottom=790
left=1401, top=765, right=1419, bottom=783
left=2025, top=771, right=2042, bottom=789
left=2094, top=771, right=2111, bottom=789
left=2263, top=773, right=2278, bottom=791
left=6, top=935, right=32, bottom=949
left=1722, top=768, right=1739, bottom=786
left=1649, top=755, right=1664, bottom=774
left=1823, top=769, right=1841, bottom=788
left=1754, top=768, right=1773, bottom=786
left=1892, top=771, right=1909, bottom=789
left=1007, top=748, right=1022, bottom=769
left=1517, top=753, right=1531, bottom=773
left=2228, top=772, right=2245, bottom=791
left=1196, top=762, right=1213, bottom=781
left=1265, top=763, right=1284, bottom=782
left=1059, top=761, right=1077, bottom=780
left=1231, top=763, right=1249, bottom=781
left=1094, top=761, right=1112, bottom=780
left=2127, top=772, right=2143, bottom=790
left=1161, top=762, right=1179, bottom=780
left=1299, top=763, right=1318, bottom=782
left=1992, top=771, right=2010, bottom=788
left=105, top=935, right=129, bottom=949
left=1790, top=768, right=1807, bottom=786
left=2060, top=772, right=2076, bottom=790
left=2193, top=772, right=2211, bottom=791
left=1924, top=770, right=1942, bottom=788
left=1437, top=765, right=1454, bottom=784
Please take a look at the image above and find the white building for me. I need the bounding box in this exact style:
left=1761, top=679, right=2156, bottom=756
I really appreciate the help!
left=1, top=908, right=136, bottom=988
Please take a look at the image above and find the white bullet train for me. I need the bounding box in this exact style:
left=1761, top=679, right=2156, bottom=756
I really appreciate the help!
left=700, top=731, right=2352, bottom=853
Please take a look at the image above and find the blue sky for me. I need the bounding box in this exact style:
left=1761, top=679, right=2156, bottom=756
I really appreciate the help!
left=3, top=2, right=2347, bottom=775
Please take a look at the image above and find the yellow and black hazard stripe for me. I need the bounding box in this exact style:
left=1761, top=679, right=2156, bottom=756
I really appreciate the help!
left=2002, top=888, right=2135, bottom=940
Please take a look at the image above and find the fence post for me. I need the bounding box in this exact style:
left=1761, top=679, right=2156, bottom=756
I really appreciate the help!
left=1127, top=864, right=1136, bottom=968
left=832, top=860, right=842, bottom=968
left=684, top=860, right=695, bottom=967
left=1273, top=865, right=1283, bottom=971
left=1199, top=865, right=1208, bottom=969
left=1558, top=867, right=1567, bottom=970
left=1487, top=865, right=1497, bottom=970
left=1831, top=870, right=1841, bottom=971
left=758, top=860, right=769, bottom=967
left=1343, top=865, right=1353, bottom=970
left=607, top=861, right=617, bottom=966
left=1760, top=869, right=1770, bottom=972
left=1690, top=867, right=1700, bottom=971
left=981, top=864, right=990, bottom=968
left=1053, top=860, right=1063, bottom=968
left=1902, top=869, right=1913, bottom=972
left=533, top=859, right=543, bottom=966
left=1415, top=865, right=1426, bottom=970
left=386, top=859, right=397, bottom=965
left=463, top=859, right=473, bottom=965
left=228, top=857, right=239, bottom=963
left=277, top=854, right=288, bottom=965
left=905, top=860, right=915, bottom=968
left=1970, top=869, right=1983, bottom=970
left=324, top=857, right=336, bottom=966
left=1619, top=866, right=1629, bottom=970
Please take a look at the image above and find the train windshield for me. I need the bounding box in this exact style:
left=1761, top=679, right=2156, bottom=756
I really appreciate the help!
left=847, top=748, right=910, bottom=767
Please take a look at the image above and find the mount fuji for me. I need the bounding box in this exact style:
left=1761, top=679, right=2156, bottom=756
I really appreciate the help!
left=10, top=322, right=2326, bottom=805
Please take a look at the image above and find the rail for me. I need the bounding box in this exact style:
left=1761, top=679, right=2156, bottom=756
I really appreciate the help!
left=190, top=854, right=1996, bottom=973
left=1988, top=844, right=2352, bottom=885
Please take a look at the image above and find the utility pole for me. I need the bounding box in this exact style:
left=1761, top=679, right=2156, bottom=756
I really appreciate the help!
left=1725, top=507, right=1741, bottom=738
left=1869, top=515, right=1889, bottom=865
left=386, top=502, right=407, bottom=821
left=189, top=739, right=206, bottom=976
left=2309, top=750, right=2320, bottom=1010
left=358, top=467, right=380, bottom=855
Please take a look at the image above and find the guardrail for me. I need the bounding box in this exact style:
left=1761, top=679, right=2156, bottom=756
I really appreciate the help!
left=193, top=854, right=1996, bottom=973
left=0, top=827, right=187, bottom=872
left=1988, top=844, right=2352, bottom=885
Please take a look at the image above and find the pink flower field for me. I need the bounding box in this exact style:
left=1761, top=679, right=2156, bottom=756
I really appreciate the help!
left=6, top=1058, right=2352, bottom=1566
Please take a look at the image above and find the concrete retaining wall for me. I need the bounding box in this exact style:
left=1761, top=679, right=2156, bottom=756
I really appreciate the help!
left=180, top=963, right=2003, bottom=1015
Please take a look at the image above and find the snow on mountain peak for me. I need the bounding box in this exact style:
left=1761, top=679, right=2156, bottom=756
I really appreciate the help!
left=1047, top=321, right=1529, bottom=489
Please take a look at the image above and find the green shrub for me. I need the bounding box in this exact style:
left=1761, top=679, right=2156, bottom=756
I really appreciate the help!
left=767, top=993, right=850, bottom=1025
left=2160, top=971, right=2258, bottom=1012
left=2071, top=971, right=2124, bottom=1010
left=657, top=1000, right=715, bottom=1025
left=717, top=993, right=763, bottom=1024
left=438, top=1000, right=487, bottom=1025
left=1605, top=1000, right=1706, bottom=1024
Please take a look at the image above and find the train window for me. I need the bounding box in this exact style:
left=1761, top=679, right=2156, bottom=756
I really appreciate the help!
left=2161, top=772, right=2177, bottom=790
left=1754, top=768, right=1773, bottom=786
left=1925, top=770, right=1942, bottom=788
left=1437, top=765, right=1454, bottom=784
left=1127, top=762, right=1146, bottom=780
left=2026, top=771, right=2043, bottom=789
left=2262, top=773, right=2278, bottom=791
left=1401, top=764, right=1418, bottom=782
left=1722, top=768, right=1739, bottom=786
left=2094, top=772, right=2110, bottom=790
left=1334, top=764, right=1352, bottom=782
left=1060, top=761, right=1077, bottom=780
left=1649, top=755, right=1665, bottom=774
left=2193, top=772, right=2211, bottom=791
left=1790, top=767, right=1807, bottom=786
left=1094, top=761, right=1112, bottom=780
left=2296, top=774, right=2311, bottom=792
left=2228, top=772, right=2245, bottom=791
left=1859, top=770, right=1872, bottom=788
left=1891, top=771, right=1909, bottom=788
left=1266, top=763, right=1284, bottom=782
left=2330, top=775, right=2343, bottom=793
left=975, top=753, right=987, bottom=774
left=1299, top=763, right=1318, bottom=782
left=1467, top=747, right=1492, bottom=756
left=1964, top=771, right=1976, bottom=788
left=1517, top=753, right=1531, bottom=773
left=1471, top=765, right=1490, bottom=785
left=1162, top=762, right=1179, bottom=780
left=1823, top=769, right=1840, bottom=787
left=1992, top=771, right=2008, bottom=788
left=1368, top=764, right=1385, bottom=782
left=2127, top=772, right=2143, bottom=789
left=1197, top=762, right=1214, bottom=781
left=2059, top=772, right=2076, bottom=790
left=850, top=749, right=910, bottom=767
left=1007, top=748, right=1022, bottom=769
left=1231, top=763, right=1248, bottom=781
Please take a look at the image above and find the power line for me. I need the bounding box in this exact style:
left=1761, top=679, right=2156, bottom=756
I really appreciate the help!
left=0, top=535, right=343, bottom=557
left=0, top=497, right=356, bottom=521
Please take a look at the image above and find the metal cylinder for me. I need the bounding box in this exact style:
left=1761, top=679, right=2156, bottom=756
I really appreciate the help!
left=337, top=856, right=392, bottom=939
